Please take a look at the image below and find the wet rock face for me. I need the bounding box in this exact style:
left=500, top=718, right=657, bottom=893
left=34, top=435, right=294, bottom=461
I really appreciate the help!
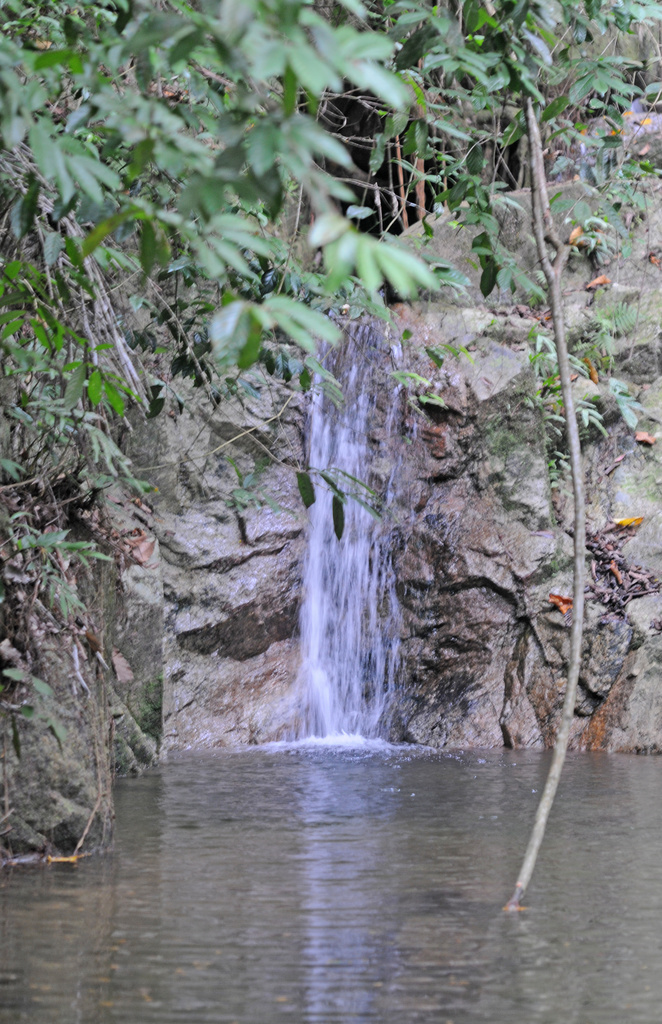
left=140, top=295, right=662, bottom=756
left=130, top=379, right=308, bottom=750
left=376, top=302, right=660, bottom=752
left=136, top=215, right=662, bottom=756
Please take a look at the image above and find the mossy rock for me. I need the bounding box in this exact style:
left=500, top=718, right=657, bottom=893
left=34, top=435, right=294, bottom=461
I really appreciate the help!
left=130, top=675, right=163, bottom=744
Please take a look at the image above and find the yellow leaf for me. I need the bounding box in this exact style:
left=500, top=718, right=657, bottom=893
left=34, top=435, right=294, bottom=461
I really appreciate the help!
left=47, top=852, right=91, bottom=864
left=614, top=517, right=643, bottom=527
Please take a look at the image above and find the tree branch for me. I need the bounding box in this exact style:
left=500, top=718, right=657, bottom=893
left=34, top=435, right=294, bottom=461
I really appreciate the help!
left=505, top=97, right=586, bottom=912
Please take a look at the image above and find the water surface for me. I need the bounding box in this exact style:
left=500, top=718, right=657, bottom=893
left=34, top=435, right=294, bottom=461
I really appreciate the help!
left=1, top=745, right=660, bottom=1023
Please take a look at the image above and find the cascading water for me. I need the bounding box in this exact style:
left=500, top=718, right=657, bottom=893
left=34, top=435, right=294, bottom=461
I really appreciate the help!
left=296, top=322, right=403, bottom=739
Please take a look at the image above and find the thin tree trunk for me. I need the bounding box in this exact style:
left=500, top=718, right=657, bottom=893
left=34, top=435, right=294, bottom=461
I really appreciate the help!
left=504, top=98, right=586, bottom=912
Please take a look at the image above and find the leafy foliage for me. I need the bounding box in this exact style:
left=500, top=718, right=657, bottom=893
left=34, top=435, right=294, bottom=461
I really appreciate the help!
left=346, top=0, right=662, bottom=299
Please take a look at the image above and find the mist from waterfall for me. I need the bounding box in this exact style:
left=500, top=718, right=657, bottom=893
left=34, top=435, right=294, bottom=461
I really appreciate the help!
left=296, top=323, right=403, bottom=739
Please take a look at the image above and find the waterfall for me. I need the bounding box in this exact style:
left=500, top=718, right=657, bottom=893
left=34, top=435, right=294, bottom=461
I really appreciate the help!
left=296, top=322, right=402, bottom=739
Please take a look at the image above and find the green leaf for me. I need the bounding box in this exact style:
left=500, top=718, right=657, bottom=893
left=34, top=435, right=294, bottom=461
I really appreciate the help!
left=63, top=363, right=87, bottom=410
left=44, top=232, right=65, bottom=266
left=522, top=28, right=552, bottom=66
left=146, top=384, right=165, bottom=419
left=82, top=212, right=137, bottom=258
left=33, top=48, right=81, bottom=71
left=32, top=677, right=53, bottom=697
left=352, top=495, right=380, bottom=520
left=65, top=236, right=83, bottom=268
left=88, top=369, right=103, bottom=406
left=346, top=205, right=373, bottom=220
left=140, top=221, right=157, bottom=276
left=297, top=471, right=316, bottom=508
left=0, top=459, right=23, bottom=481
left=103, top=380, right=126, bottom=416
left=350, top=61, right=410, bottom=110
left=264, top=296, right=341, bottom=347
left=29, top=121, right=52, bottom=179
left=369, top=134, right=386, bottom=174
left=375, top=243, right=438, bottom=296
left=283, top=64, right=298, bottom=117
left=210, top=300, right=248, bottom=366
left=10, top=176, right=40, bottom=240
left=332, top=494, right=345, bottom=540
left=569, top=75, right=595, bottom=105
left=2, top=668, right=25, bottom=682
left=169, top=28, right=203, bottom=65
left=419, top=393, right=445, bottom=408
left=542, top=95, right=569, bottom=122
left=480, top=259, right=498, bottom=298
left=466, top=144, right=484, bottom=176
left=47, top=718, right=67, bottom=749
left=237, top=317, right=262, bottom=369
left=497, top=266, right=513, bottom=291
left=309, top=214, right=348, bottom=248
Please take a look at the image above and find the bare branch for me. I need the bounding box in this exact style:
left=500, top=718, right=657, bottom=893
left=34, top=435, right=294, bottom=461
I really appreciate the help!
left=505, top=98, right=586, bottom=912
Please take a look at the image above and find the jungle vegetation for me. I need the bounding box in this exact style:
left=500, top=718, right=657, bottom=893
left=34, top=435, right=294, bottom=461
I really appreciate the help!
left=1, top=0, right=662, bottom=892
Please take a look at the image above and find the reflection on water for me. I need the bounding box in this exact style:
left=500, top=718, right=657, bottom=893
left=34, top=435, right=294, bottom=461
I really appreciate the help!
left=1, top=746, right=662, bottom=1023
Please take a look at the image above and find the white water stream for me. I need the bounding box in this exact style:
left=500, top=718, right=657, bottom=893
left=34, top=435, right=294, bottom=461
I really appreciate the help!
left=296, top=324, right=402, bottom=739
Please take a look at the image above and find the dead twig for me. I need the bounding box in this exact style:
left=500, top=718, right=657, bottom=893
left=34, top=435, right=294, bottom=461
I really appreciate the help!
left=72, top=791, right=104, bottom=857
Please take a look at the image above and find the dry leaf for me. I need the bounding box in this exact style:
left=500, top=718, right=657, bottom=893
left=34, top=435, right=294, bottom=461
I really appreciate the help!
left=111, top=649, right=134, bottom=684
left=125, top=528, right=146, bottom=548
left=583, top=357, right=599, bottom=384
left=549, top=593, right=573, bottom=615
left=649, top=253, right=661, bottom=267
left=569, top=225, right=584, bottom=246
left=614, top=516, right=644, bottom=527
left=132, top=537, right=156, bottom=566
left=639, top=144, right=651, bottom=156
left=586, top=274, right=611, bottom=290
left=635, top=430, right=656, bottom=445
left=604, top=453, right=626, bottom=475
left=609, top=560, right=623, bottom=586
left=85, top=629, right=102, bottom=655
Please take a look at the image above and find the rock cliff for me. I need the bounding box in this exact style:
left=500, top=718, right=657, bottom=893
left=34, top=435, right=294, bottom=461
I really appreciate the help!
left=7, top=179, right=662, bottom=859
